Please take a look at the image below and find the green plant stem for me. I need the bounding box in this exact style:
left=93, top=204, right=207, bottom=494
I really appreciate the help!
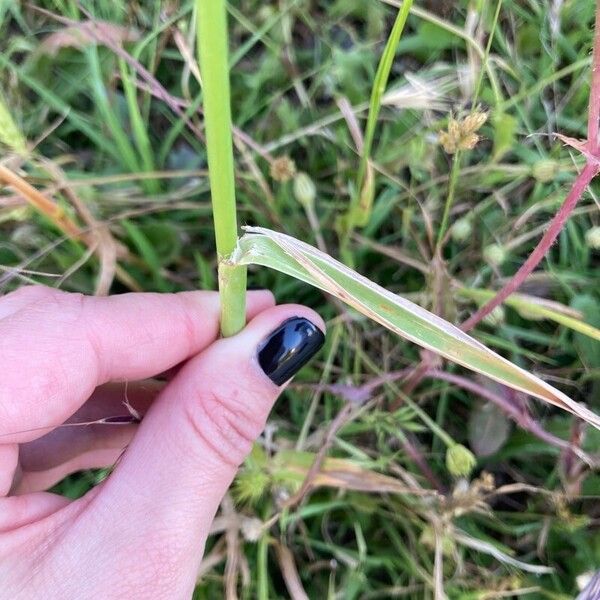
left=436, top=1, right=501, bottom=253
left=355, top=0, right=413, bottom=195
left=196, top=0, right=246, bottom=336
left=296, top=323, right=342, bottom=450
left=343, top=0, right=413, bottom=246
left=118, top=59, right=160, bottom=196
left=471, top=0, right=503, bottom=108
left=357, top=349, right=456, bottom=448
left=257, top=533, right=269, bottom=600
left=435, top=150, right=461, bottom=250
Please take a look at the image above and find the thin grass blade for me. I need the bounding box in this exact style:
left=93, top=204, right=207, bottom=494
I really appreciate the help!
left=459, top=287, right=600, bottom=342
left=348, top=0, right=414, bottom=229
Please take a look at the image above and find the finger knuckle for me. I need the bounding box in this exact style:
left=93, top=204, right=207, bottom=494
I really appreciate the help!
left=175, top=294, right=205, bottom=355
left=6, top=285, right=61, bottom=306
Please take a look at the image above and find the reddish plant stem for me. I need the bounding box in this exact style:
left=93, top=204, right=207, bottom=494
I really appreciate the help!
left=427, top=371, right=559, bottom=447
left=399, top=4, right=600, bottom=399
left=460, top=162, right=598, bottom=331
left=588, top=2, right=600, bottom=152
left=460, top=2, right=600, bottom=331
left=401, top=435, right=446, bottom=493
left=301, top=366, right=596, bottom=466
left=425, top=370, right=597, bottom=465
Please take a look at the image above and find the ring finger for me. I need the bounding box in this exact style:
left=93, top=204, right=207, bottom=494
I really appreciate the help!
left=11, top=381, right=165, bottom=494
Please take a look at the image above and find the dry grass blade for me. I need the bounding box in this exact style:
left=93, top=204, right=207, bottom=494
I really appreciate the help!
left=277, top=451, right=437, bottom=497
left=433, top=526, right=448, bottom=600
left=274, top=541, right=310, bottom=600
left=233, top=227, right=600, bottom=429
left=39, top=19, right=139, bottom=55
left=196, top=537, right=227, bottom=581
left=577, top=571, right=600, bottom=600
left=221, top=494, right=241, bottom=600
left=0, top=164, right=83, bottom=239
left=453, top=530, right=554, bottom=575
left=41, top=159, right=121, bottom=295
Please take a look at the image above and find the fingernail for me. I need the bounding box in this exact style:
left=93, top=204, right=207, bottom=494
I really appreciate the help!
left=258, top=317, right=325, bottom=386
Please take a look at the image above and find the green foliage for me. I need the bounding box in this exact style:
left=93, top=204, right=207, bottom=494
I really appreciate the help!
left=1, top=1, right=599, bottom=597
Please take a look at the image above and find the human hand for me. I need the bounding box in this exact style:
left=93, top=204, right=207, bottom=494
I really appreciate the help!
left=0, top=286, right=324, bottom=598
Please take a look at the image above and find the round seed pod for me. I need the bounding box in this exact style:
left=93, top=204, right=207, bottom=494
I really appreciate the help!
left=585, top=226, right=600, bottom=250
left=482, top=305, right=505, bottom=327
left=532, top=159, right=559, bottom=183
left=451, top=217, right=473, bottom=242
left=446, top=444, right=477, bottom=478
left=483, top=243, right=507, bottom=267
left=293, top=172, right=316, bottom=208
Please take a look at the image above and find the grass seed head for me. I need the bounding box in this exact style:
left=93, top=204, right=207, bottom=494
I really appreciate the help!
left=483, top=243, right=507, bottom=267
left=585, top=225, right=600, bottom=249
left=270, top=156, right=297, bottom=182
left=234, top=469, right=270, bottom=504
left=293, top=172, right=316, bottom=207
left=439, top=110, right=488, bottom=154
left=532, top=159, right=559, bottom=183
left=0, top=95, right=27, bottom=154
left=446, top=443, right=477, bottom=478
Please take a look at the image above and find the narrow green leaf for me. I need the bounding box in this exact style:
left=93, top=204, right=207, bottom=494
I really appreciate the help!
left=458, top=287, right=600, bottom=342
left=0, top=92, right=27, bottom=153
left=118, top=58, right=159, bottom=195
left=491, top=111, right=518, bottom=161
left=232, top=227, right=600, bottom=430
left=571, top=295, right=600, bottom=369
left=120, top=219, right=169, bottom=292
left=0, top=54, right=118, bottom=159
left=348, top=0, right=414, bottom=229
left=86, top=46, right=141, bottom=174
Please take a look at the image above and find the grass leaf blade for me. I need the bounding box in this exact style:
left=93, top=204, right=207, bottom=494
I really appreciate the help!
left=234, top=227, right=600, bottom=430
left=348, top=0, right=413, bottom=229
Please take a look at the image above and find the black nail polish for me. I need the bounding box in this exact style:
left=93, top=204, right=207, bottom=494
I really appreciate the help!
left=258, top=317, right=325, bottom=386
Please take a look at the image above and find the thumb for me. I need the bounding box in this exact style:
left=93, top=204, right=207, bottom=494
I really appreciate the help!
left=71, top=304, right=324, bottom=594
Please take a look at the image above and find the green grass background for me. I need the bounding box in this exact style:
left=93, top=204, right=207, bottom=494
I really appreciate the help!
left=1, top=1, right=599, bottom=597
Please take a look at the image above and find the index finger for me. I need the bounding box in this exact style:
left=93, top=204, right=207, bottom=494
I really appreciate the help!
left=0, top=286, right=274, bottom=442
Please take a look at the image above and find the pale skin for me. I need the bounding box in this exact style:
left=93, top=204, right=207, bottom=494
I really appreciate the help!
left=0, top=285, right=324, bottom=598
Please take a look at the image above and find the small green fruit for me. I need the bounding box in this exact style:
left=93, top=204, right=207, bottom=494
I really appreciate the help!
left=585, top=226, right=600, bottom=250
left=446, top=444, right=477, bottom=478
left=482, top=305, right=505, bottom=327
left=483, top=243, right=506, bottom=267
left=451, top=217, right=473, bottom=242
left=532, top=159, right=559, bottom=183
left=293, top=172, right=316, bottom=207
